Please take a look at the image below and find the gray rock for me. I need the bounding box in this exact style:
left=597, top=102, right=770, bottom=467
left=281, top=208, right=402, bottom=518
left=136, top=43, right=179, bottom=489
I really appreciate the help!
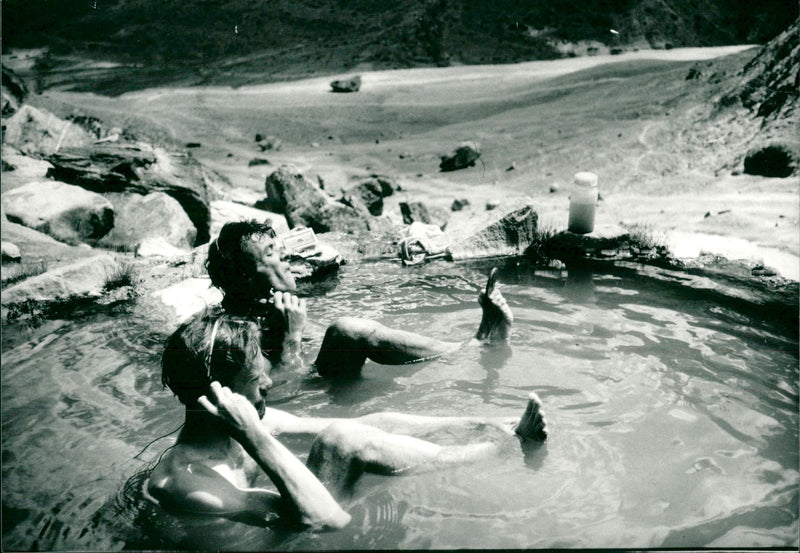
left=0, top=218, right=99, bottom=276
left=439, top=141, right=481, bottom=172
left=1, top=241, right=21, bottom=262
left=451, top=198, right=470, bottom=211
left=287, top=242, right=344, bottom=280
left=98, top=191, right=196, bottom=252
left=46, top=142, right=213, bottom=244
left=257, top=136, right=282, bottom=152
left=330, top=75, right=361, bottom=93
left=3, top=105, right=95, bottom=156
left=340, top=174, right=398, bottom=217
left=135, top=237, right=192, bottom=258
left=264, top=164, right=370, bottom=234
left=1, top=254, right=120, bottom=305
left=446, top=202, right=538, bottom=260
left=400, top=201, right=450, bottom=229
left=2, top=180, right=114, bottom=244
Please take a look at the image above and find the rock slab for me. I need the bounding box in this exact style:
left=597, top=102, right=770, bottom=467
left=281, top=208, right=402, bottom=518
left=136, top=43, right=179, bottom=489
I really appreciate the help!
left=446, top=202, right=538, bottom=260
left=2, top=180, right=114, bottom=244
left=46, top=142, right=212, bottom=244
left=1, top=254, right=119, bottom=305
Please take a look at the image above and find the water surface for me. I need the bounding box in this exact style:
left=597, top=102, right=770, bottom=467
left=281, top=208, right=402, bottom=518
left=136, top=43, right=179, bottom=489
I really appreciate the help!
left=2, top=259, right=797, bottom=549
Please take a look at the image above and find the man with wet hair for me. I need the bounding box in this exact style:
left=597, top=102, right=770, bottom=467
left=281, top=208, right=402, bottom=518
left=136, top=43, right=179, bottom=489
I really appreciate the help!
left=148, top=312, right=547, bottom=528
left=204, top=220, right=514, bottom=379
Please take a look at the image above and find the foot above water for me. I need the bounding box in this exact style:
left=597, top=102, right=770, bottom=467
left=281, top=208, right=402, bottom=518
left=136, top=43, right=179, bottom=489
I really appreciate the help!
left=514, top=393, right=548, bottom=441
left=475, top=267, right=513, bottom=343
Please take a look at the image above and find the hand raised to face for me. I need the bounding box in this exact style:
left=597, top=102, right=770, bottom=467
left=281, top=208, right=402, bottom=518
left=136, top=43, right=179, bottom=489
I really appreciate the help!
left=198, top=381, right=263, bottom=442
left=271, top=290, right=307, bottom=340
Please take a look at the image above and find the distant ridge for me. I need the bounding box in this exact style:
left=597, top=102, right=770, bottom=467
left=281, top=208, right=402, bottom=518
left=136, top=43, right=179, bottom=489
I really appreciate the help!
left=2, top=0, right=797, bottom=85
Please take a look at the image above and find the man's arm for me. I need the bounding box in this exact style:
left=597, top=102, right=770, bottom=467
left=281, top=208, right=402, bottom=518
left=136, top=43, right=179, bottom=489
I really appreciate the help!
left=272, top=291, right=307, bottom=372
left=199, top=383, right=351, bottom=529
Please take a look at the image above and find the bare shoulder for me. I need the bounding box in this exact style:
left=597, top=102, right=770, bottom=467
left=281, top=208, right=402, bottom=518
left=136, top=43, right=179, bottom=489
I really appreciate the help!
left=147, top=446, right=279, bottom=517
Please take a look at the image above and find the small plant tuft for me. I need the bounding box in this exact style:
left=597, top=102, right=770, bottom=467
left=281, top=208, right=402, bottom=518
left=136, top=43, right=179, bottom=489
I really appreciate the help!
left=627, top=223, right=667, bottom=250
left=527, top=218, right=563, bottom=266
left=103, top=261, right=139, bottom=292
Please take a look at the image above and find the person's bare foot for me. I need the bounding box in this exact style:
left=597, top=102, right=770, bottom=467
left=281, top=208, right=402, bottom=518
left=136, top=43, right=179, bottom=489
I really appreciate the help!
left=514, top=393, right=548, bottom=441
left=475, top=268, right=513, bottom=343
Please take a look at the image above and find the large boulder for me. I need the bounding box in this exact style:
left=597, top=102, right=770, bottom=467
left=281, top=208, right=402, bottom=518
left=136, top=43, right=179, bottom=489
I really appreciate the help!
left=341, top=175, right=397, bottom=216
left=2, top=180, right=114, bottom=244
left=210, top=200, right=290, bottom=241
left=1, top=254, right=120, bottom=305
left=264, top=164, right=371, bottom=234
left=330, top=75, right=361, bottom=93
left=46, top=142, right=212, bottom=244
left=445, top=202, right=538, bottom=260
left=3, top=105, right=95, bottom=156
left=98, top=191, right=196, bottom=252
left=1, top=66, right=28, bottom=118
left=439, top=141, right=481, bottom=172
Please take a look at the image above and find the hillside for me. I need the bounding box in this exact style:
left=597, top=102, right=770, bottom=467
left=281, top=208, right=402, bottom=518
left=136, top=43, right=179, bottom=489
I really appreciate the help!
left=2, top=0, right=797, bottom=93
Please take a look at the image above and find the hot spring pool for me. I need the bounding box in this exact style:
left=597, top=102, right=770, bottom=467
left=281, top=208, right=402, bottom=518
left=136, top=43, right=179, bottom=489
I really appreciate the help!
left=1, top=259, right=797, bottom=549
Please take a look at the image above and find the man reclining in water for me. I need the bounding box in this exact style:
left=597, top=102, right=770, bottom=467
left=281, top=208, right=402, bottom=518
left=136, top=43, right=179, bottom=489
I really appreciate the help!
left=202, top=220, right=513, bottom=379
left=147, top=313, right=548, bottom=528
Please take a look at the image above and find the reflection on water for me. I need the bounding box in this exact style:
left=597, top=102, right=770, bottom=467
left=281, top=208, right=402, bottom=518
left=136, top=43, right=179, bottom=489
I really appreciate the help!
left=1, top=259, right=798, bottom=549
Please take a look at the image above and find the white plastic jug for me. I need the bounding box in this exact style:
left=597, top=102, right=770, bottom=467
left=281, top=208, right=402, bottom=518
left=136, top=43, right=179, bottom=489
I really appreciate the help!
left=568, top=172, right=598, bottom=234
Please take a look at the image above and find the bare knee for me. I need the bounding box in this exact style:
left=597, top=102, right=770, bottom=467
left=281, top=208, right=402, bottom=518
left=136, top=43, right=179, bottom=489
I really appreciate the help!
left=327, top=317, right=382, bottom=345
left=312, top=421, right=362, bottom=457
left=315, top=318, right=380, bottom=377
left=308, top=421, right=365, bottom=472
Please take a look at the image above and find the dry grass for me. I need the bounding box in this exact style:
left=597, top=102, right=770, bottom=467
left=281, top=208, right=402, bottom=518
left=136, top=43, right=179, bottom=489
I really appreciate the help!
left=1, top=261, right=47, bottom=287
left=102, top=261, right=139, bottom=292
left=626, top=222, right=667, bottom=250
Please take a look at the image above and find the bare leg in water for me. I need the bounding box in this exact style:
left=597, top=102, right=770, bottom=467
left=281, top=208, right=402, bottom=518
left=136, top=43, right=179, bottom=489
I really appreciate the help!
left=314, top=268, right=513, bottom=377
left=300, top=392, right=546, bottom=494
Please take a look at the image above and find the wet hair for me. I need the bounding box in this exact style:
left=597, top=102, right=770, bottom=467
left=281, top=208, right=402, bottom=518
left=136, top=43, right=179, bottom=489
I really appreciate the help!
left=161, top=308, right=263, bottom=407
left=206, top=219, right=275, bottom=296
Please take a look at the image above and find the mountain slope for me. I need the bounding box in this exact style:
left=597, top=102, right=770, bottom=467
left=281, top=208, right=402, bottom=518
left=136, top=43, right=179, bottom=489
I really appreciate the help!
left=3, top=0, right=797, bottom=78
